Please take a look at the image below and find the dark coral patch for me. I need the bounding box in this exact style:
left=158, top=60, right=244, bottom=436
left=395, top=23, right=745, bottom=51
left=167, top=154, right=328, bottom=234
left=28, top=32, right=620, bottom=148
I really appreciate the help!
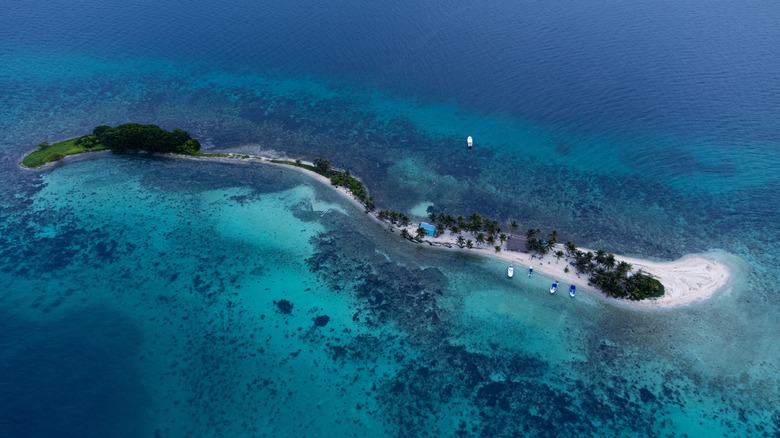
left=274, top=299, right=293, bottom=314
left=313, top=315, right=330, bottom=327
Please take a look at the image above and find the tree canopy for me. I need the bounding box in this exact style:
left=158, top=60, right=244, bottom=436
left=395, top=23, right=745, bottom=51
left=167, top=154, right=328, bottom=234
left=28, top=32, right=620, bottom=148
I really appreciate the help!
left=93, top=123, right=200, bottom=155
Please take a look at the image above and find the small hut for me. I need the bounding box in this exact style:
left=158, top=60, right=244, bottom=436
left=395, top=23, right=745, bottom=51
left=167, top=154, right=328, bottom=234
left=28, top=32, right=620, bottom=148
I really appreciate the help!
left=419, top=222, right=436, bottom=237
left=505, top=235, right=526, bottom=252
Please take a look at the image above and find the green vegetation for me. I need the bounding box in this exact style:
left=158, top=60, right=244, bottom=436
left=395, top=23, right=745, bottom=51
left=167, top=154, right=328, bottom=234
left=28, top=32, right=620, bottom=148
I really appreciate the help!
left=282, top=157, right=376, bottom=211
left=525, top=227, right=556, bottom=254
left=22, top=137, right=107, bottom=168
left=93, top=123, right=200, bottom=155
left=569, top=246, right=665, bottom=300
left=23, top=123, right=200, bottom=168
left=420, top=208, right=664, bottom=300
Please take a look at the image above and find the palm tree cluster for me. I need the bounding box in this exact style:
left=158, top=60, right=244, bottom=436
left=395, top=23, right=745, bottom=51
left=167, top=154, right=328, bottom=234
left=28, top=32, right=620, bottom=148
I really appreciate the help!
left=284, top=157, right=377, bottom=210
left=426, top=211, right=509, bottom=249
left=327, top=168, right=375, bottom=211
left=569, top=246, right=664, bottom=300
left=525, top=228, right=558, bottom=254
left=377, top=210, right=411, bottom=227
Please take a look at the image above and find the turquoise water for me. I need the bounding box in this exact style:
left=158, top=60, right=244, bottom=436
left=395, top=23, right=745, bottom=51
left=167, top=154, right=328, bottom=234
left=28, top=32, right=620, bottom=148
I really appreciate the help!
left=1, top=0, right=779, bottom=436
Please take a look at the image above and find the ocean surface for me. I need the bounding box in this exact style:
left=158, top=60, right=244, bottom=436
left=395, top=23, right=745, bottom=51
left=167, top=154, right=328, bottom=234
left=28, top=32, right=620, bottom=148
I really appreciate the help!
left=1, top=0, right=778, bottom=436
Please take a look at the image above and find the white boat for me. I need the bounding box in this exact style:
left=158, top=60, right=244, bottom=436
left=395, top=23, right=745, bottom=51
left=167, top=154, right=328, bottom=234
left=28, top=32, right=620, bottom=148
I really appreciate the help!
left=507, top=264, right=514, bottom=278
left=528, top=266, right=533, bottom=277
left=467, top=136, right=473, bottom=148
left=569, top=284, right=576, bottom=297
left=550, top=281, right=558, bottom=294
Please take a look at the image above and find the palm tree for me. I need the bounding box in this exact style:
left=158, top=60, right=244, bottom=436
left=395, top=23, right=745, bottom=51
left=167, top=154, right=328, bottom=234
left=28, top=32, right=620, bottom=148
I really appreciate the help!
left=616, top=261, right=632, bottom=278
left=428, top=212, right=437, bottom=222
left=499, top=233, right=507, bottom=243
left=555, top=250, right=564, bottom=263
left=466, top=239, right=473, bottom=249
left=548, top=230, right=558, bottom=247
left=475, top=232, right=486, bottom=245
left=486, top=235, right=496, bottom=246
left=595, top=249, right=607, bottom=266
left=469, top=213, right=483, bottom=232
left=605, top=253, right=616, bottom=270
left=416, top=227, right=427, bottom=240
left=565, top=241, right=577, bottom=256
left=401, top=229, right=409, bottom=239
left=484, top=219, right=499, bottom=236
left=456, top=235, right=466, bottom=248
left=495, top=246, right=501, bottom=253
left=509, top=220, right=519, bottom=234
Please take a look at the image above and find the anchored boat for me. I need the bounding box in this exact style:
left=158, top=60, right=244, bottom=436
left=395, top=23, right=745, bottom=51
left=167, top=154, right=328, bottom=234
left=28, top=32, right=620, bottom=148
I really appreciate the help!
left=550, top=281, right=558, bottom=294
left=507, top=264, right=514, bottom=278
left=528, top=267, right=533, bottom=277
left=467, top=136, right=473, bottom=148
left=569, top=284, right=576, bottom=297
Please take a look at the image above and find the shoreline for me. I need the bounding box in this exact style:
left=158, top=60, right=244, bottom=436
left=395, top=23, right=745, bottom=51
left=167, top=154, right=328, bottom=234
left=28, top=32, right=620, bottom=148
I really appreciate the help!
left=256, top=154, right=737, bottom=309
left=24, top=148, right=737, bottom=308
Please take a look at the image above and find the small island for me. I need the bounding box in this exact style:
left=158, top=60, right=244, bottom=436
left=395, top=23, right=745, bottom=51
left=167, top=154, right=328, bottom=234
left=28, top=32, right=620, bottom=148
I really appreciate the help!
left=22, top=123, right=201, bottom=168
left=23, top=125, right=735, bottom=305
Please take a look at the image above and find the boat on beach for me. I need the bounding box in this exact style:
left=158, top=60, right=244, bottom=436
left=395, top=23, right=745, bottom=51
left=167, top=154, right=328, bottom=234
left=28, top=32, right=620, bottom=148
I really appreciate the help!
left=507, top=264, right=514, bottom=278
left=528, top=267, right=533, bottom=277
left=550, top=281, right=558, bottom=294
left=569, top=284, right=576, bottom=297
left=467, top=136, right=473, bottom=148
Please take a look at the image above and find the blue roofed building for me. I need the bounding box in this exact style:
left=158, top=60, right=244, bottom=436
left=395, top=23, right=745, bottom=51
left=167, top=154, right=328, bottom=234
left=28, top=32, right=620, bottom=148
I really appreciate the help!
left=419, top=222, right=436, bottom=237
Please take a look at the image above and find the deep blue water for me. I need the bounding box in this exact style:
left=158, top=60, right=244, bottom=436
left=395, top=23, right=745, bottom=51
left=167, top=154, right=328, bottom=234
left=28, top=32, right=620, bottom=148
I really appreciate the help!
left=1, top=0, right=778, bottom=436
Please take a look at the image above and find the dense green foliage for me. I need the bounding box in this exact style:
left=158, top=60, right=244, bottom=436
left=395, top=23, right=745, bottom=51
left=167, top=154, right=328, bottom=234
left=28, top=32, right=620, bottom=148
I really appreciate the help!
left=313, top=157, right=332, bottom=175
left=22, top=137, right=107, bottom=168
left=377, top=209, right=411, bottom=227
left=23, top=124, right=200, bottom=167
left=288, top=157, right=376, bottom=211
left=570, top=247, right=665, bottom=300
left=93, top=123, right=200, bottom=155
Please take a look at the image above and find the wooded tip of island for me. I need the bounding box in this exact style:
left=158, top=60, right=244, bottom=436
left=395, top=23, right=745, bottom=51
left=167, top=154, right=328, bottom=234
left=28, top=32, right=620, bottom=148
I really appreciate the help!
left=22, top=123, right=201, bottom=168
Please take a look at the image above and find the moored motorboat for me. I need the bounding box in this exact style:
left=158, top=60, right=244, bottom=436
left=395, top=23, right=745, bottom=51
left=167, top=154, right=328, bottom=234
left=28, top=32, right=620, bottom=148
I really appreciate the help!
left=507, top=264, right=514, bottom=278
left=528, top=267, right=533, bottom=277
left=550, top=281, right=558, bottom=294
left=467, top=136, right=473, bottom=148
left=569, top=284, right=576, bottom=297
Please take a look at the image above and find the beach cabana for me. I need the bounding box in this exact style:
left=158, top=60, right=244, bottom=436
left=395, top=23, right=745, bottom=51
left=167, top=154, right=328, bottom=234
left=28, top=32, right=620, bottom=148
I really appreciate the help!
left=505, top=235, right=526, bottom=252
left=420, top=222, right=436, bottom=237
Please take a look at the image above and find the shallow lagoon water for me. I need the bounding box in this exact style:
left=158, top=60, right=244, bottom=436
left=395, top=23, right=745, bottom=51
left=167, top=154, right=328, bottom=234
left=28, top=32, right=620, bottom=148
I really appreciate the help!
left=1, top=0, right=779, bottom=435
left=0, top=156, right=774, bottom=436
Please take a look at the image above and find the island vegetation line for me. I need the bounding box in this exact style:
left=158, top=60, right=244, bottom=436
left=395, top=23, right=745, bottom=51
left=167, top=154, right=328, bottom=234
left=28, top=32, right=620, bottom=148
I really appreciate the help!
left=23, top=124, right=664, bottom=301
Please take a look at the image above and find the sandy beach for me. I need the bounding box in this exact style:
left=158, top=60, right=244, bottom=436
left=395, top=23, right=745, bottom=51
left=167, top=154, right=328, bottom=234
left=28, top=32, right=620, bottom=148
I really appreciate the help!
left=181, top=152, right=737, bottom=308
left=252, top=155, right=736, bottom=309
left=30, top=149, right=736, bottom=308
left=397, top=226, right=734, bottom=308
